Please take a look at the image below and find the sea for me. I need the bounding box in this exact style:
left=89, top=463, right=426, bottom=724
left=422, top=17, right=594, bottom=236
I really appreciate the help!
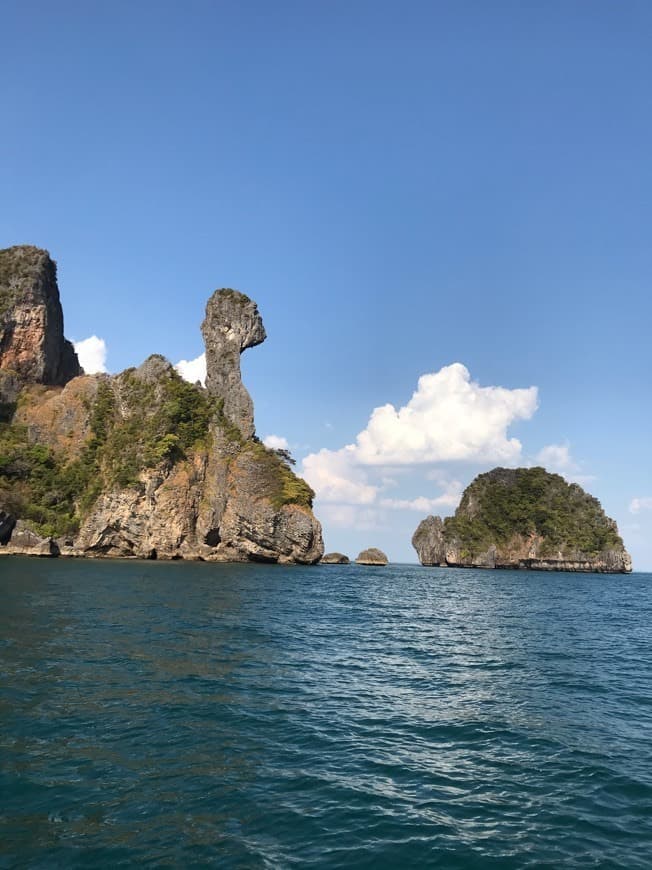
left=1, top=558, right=651, bottom=869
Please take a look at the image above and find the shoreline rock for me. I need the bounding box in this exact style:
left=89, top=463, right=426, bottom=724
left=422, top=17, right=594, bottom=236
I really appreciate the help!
left=3, top=521, right=59, bottom=557
left=355, top=548, right=388, bottom=566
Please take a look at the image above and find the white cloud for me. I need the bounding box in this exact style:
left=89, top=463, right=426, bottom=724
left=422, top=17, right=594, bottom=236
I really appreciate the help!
left=175, top=352, right=206, bottom=386
left=630, top=497, right=652, bottom=515
left=302, top=363, right=537, bottom=508
left=318, top=504, right=385, bottom=531
left=353, top=363, right=537, bottom=466
left=263, top=434, right=289, bottom=450
left=426, top=468, right=450, bottom=483
left=74, top=336, right=107, bottom=374
left=302, top=445, right=379, bottom=505
left=534, top=442, right=595, bottom=486
left=301, top=363, right=540, bottom=543
left=380, top=479, right=463, bottom=512
left=536, top=443, right=574, bottom=471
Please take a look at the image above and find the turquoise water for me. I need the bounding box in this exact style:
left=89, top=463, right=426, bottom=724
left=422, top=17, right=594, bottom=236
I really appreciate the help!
left=1, top=559, right=651, bottom=868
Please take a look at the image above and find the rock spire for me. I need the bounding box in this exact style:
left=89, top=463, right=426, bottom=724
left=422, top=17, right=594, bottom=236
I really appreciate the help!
left=201, top=289, right=266, bottom=440
left=0, top=246, right=81, bottom=386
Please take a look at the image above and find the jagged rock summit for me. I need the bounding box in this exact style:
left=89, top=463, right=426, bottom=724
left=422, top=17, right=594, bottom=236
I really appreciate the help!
left=202, top=289, right=266, bottom=440
left=0, top=247, right=323, bottom=564
left=0, top=246, right=81, bottom=389
left=412, top=467, right=632, bottom=573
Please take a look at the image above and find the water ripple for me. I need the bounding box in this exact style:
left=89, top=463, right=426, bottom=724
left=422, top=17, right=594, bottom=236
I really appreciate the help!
left=1, top=558, right=651, bottom=867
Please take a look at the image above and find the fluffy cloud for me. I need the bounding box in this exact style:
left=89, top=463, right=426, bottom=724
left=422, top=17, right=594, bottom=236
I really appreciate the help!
left=263, top=434, right=289, bottom=450
left=175, top=352, right=206, bottom=386
left=74, top=336, right=107, bottom=374
left=630, top=497, right=652, bottom=514
left=354, top=364, right=537, bottom=466
left=534, top=443, right=594, bottom=485
left=301, top=363, right=538, bottom=523
left=536, top=443, right=574, bottom=471
left=317, top=504, right=386, bottom=531
left=380, top=479, right=463, bottom=512
left=302, top=445, right=379, bottom=505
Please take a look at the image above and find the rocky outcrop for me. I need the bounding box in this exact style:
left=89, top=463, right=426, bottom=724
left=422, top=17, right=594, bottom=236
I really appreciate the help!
left=320, top=552, right=350, bottom=564
left=0, top=246, right=81, bottom=388
left=412, top=516, right=447, bottom=566
left=412, top=467, right=632, bottom=573
left=2, top=521, right=59, bottom=556
left=202, top=289, right=266, bottom=439
left=0, top=253, right=323, bottom=565
left=355, top=547, right=388, bottom=566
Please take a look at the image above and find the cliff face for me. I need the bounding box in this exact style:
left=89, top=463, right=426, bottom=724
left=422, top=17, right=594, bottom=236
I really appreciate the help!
left=202, top=290, right=266, bottom=440
left=0, top=246, right=81, bottom=390
left=412, top=467, right=632, bottom=573
left=0, top=248, right=323, bottom=564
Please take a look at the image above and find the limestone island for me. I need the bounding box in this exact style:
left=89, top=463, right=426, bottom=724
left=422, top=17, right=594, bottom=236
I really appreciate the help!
left=320, top=552, right=350, bottom=564
left=355, top=548, right=388, bottom=566
left=412, top=467, right=631, bottom=573
left=0, top=246, right=323, bottom=563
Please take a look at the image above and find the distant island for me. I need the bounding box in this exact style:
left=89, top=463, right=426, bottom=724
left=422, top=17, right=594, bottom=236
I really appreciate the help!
left=0, top=246, right=323, bottom=563
left=412, top=467, right=631, bottom=573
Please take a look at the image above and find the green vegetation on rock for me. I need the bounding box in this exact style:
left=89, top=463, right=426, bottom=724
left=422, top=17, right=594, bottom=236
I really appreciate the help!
left=0, top=364, right=222, bottom=537
left=0, top=423, right=91, bottom=538
left=0, top=246, right=50, bottom=319
left=0, top=248, right=324, bottom=563
left=0, top=358, right=317, bottom=539
left=444, top=467, right=623, bottom=557
left=98, top=366, right=219, bottom=488
left=245, top=440, right=315, bottom=509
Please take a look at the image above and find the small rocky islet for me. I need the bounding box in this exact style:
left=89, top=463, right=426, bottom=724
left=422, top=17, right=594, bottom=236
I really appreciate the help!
left=355, top=548, right=389, bottom=566
left=412, top=467, right=631, bottom=573
left=0, top=246, right=633, bottom=572
left=320, top=552, right=350, bottom=564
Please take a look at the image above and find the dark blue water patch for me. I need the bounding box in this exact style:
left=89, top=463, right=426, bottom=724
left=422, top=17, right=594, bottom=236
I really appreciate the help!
left=0, top=557, right=651, bottom=868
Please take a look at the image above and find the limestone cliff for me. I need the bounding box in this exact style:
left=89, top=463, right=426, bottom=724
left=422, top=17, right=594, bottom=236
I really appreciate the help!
left=202, top=290, right=265, bottom=440
left=0, top=247, right=323, bottom=564
left=0, top=246, right=81, bottom=391
left=412, top=516, right=447, bottom=566
left=412, top=467, right=632, bottom=573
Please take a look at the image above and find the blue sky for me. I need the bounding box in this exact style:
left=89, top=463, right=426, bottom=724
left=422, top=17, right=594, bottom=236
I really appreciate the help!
left=2, top=1, right=651, bottom=567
